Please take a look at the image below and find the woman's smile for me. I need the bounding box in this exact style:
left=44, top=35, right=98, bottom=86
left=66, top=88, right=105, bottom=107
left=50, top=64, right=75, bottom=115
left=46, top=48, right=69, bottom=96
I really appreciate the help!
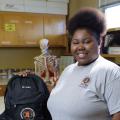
left=76, top=52, right=88, bottom=59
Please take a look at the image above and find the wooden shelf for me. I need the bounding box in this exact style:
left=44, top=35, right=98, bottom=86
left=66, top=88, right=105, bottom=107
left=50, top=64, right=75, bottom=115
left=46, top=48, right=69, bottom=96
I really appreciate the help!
left=107, top=27, right=120, bottom=32
left=0, top=85, right=6, bottom=96
left=101, top=54, right=120, bottom=65
left=0, top=44, right=66, bottom=48
left=0, top=45, right=39, bottom=48
left=64, top=53, right=120, bottom=58
left=101, top=54, right=120, bottom=58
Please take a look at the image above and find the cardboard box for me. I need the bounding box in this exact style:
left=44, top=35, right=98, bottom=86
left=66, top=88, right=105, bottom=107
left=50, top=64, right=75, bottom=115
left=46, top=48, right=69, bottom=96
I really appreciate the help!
left=108, top=47, right=120, bottom=54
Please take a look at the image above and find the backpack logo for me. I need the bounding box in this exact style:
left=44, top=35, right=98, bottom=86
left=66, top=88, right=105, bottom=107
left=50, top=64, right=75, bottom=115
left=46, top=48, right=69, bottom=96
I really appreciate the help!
left=22, top=85, right=31, bottom=89
left=20, top=107, right=35, bottom=120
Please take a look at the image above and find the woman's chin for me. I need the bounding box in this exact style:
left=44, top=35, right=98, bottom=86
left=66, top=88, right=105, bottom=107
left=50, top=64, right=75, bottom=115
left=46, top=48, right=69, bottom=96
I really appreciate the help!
left=78, top=61, right=89, bottom=66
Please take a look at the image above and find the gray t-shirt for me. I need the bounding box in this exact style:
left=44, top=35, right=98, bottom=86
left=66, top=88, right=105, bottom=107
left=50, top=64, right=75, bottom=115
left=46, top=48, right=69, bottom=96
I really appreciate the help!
left=47, top=56, right=120, bottom=120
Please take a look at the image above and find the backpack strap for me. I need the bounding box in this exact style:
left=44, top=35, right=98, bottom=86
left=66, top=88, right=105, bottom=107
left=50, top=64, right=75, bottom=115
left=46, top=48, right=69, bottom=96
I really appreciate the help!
left=4, top=75, right=18, bottom=109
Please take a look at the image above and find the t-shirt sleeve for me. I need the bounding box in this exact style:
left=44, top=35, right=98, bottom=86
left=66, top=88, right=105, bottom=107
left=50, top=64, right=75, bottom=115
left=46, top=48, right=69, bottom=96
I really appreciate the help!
left=104, top=67, right=120, bottom=115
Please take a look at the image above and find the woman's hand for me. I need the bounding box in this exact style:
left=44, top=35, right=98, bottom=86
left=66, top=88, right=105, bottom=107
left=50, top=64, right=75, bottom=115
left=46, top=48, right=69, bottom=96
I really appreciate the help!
left=47, top=59, right=59, bottom=81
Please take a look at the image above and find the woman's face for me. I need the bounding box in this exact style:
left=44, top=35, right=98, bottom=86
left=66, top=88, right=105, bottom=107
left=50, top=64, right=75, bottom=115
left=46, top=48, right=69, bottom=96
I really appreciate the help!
left=71, top=29, right=100, bottom=66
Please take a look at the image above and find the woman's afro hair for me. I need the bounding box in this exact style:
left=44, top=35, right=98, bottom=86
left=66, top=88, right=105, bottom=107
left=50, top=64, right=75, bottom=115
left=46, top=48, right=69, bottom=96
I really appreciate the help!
left=67, top=7, right=106, bottom=37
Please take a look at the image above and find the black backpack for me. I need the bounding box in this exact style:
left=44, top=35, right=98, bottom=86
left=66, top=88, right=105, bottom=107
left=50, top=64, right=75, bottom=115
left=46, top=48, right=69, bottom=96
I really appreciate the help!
left=0, top=74, right=52, bottom=120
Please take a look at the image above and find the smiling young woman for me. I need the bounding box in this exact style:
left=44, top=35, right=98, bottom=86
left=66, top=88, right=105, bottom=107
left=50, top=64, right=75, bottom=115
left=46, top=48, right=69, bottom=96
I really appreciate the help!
left=47, top=7, right=120, bottom=120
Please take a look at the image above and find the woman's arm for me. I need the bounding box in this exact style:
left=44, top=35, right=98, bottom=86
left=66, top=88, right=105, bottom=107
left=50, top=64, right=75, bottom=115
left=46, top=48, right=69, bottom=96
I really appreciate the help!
left=112, top=112, right=120, bottom=120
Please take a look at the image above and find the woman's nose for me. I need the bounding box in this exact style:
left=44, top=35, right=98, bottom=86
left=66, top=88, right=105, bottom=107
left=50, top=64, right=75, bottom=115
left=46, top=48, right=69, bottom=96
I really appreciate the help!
left=77, top=43, right=85, bottom=50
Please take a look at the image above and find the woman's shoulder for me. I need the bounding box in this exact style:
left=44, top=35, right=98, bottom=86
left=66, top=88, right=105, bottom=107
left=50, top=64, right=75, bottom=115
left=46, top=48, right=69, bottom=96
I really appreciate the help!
left=93, top=55, right=120, bottom=79
left=90, top=56, right=120, bottom=85
left=63, top=62, right=77, bottom=71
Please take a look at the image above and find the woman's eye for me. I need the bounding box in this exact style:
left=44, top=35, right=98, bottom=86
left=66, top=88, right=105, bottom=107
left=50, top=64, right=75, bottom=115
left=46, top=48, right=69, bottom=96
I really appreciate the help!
left=72, top=40, right=79, bottom=44
left=84, top=39, right=91, bottom=43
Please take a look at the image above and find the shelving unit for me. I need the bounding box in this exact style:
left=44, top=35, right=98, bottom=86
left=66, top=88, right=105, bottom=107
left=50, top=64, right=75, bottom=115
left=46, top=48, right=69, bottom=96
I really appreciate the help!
left=0, top=12, right=67, bottom=48
left=64, top=53, right=120, bottom=64
left=101, top=54, right=120, bottom=65
left=101, top=54, right=120, bottom=58
left=0, top=85, right=6, bottom=96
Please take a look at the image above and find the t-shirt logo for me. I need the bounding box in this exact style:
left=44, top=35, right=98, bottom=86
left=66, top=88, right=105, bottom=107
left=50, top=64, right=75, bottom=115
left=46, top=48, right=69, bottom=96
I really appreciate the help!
left=79, top=77, right=90, bottom=88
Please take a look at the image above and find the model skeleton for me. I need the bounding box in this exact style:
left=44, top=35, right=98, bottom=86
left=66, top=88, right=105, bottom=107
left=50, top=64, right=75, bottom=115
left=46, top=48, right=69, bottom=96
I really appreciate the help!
left=34, top=39, right=58, bottom=86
